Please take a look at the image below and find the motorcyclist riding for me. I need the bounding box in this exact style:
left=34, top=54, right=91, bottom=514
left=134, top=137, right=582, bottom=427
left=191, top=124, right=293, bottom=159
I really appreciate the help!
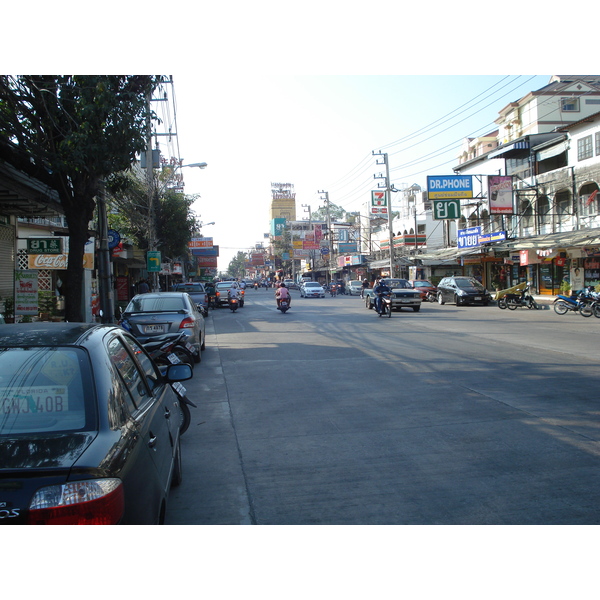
left=374, top=278, right=391, bottom=314
left=276, top=282, right=291, bottom=309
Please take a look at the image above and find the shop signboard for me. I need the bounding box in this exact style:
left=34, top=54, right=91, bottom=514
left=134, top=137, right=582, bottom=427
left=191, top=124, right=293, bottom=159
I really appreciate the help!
left=14, top=270, right=38, bottom=316
left=427, top=175, right=473, bottom=199
left=27, top=238, right=62, bottom=254
left=432, top=199, right=461, bottom=220
left=488, top=176, right=514, bottom=214
left=457, top=227, right=481, bottom=249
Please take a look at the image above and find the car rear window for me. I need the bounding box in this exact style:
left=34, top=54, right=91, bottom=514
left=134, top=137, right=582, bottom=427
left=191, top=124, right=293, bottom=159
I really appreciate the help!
left=128, top=296, right=186, bottom=312
left=305, top=282, right=320, bottom=287
left=175, top=284, right=205, bottom=292
left=0, top=347, right=94, bottom=435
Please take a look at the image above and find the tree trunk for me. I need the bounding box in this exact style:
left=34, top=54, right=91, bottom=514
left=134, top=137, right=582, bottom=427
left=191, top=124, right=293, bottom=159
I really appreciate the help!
left=61, top=176, right=98, bottom=322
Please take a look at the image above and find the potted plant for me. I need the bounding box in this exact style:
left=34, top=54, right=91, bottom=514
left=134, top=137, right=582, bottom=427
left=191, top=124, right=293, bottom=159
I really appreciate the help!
left=559, top=280, right=571, bottom=296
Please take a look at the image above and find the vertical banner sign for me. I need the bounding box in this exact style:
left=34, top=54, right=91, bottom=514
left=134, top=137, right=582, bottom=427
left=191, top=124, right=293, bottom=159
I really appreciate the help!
left=147, top=251, right=161, bottom=272
left=15, top=270, right=39, bottom=316
left=488, top=175, right=514, bottom=214
left=371, top=191, right=388, bottom=215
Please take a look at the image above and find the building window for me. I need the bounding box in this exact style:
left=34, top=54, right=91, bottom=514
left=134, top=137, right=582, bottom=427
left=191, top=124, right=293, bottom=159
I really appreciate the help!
left=596, top=132, right=600, bottom=156
left=578, top=135, right=593, bottom=161
left=561, top=97, right=580, bottom=112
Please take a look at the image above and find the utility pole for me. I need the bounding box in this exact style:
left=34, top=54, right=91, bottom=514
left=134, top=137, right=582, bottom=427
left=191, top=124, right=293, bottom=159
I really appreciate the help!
left=318, top=190, right=332, bottom=285
left=145, top=90, right=158, bottom=291
left=373, top=151, right=394, bottom=277
left=302, top=203, right=312, bottom=272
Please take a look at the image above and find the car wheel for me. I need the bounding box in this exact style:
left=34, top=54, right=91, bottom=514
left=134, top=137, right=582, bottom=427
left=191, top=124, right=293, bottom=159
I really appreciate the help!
left=413, top=306, right=420, bottom=312
left=454, top=294, right=461, bottom=306
left=201, top=332, right=206, bottom=351
left=437, top=293, right=445, bottom=305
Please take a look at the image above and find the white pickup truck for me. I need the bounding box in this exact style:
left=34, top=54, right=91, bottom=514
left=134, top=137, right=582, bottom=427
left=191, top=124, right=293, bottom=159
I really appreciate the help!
left=364, top=278, right=422, bottom=312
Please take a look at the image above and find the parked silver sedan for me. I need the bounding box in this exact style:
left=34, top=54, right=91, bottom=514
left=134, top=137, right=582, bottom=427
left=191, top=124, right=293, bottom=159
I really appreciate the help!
left=121, top=292, right=205, bottom=362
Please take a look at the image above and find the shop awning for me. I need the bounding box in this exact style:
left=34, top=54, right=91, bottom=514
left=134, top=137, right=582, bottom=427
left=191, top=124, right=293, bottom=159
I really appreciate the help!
left=487, top=140, right=529, bottom=159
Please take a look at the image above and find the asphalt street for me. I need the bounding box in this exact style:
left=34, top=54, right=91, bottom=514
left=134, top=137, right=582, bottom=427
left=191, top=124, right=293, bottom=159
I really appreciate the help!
left=165, top=288, right=600, bottom=525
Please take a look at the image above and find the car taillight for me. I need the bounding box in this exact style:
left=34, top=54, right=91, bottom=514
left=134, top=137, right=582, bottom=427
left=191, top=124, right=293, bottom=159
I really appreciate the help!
left=27, top=479, right=124, bottom=525
left=216, top=291, right=221, bottom=298
left=179, top=316, right=195, bottom=329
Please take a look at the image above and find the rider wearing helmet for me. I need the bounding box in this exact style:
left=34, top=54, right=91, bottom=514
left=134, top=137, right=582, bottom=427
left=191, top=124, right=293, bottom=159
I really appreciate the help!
left=373, top=278, right=391, bottom=313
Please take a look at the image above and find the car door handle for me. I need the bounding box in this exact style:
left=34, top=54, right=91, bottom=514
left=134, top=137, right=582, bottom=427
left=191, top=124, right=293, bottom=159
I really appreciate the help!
left=164, top=407, right=171, bottom=419
left=148, top=432, right=157, bottom=448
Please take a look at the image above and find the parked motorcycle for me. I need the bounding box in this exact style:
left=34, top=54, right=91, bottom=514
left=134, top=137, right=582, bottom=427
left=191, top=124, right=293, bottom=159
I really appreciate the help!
left=157, top=365, right=197, bottom=435
left=553, top=289, right=594, bottom=317
left=139, top=331, right=197, bottom=368
left=500, top=285, right=540, bottom=310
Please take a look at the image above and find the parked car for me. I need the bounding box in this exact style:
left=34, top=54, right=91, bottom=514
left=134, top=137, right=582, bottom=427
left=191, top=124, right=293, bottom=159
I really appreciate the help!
left=408, top=279, right=437, bottom=301
left=0, top=322, right=193, bottom=524
left=364, top=278, right=422, bottom=312
left=347, top=281, right=363, bottom=296
left=121, top=292, right=205, bottom=362
left=300, top=281, right=325, bottom=298
left=215, top=281, right=245, bottom=307
left=172, top=282, right=208, bottom=314
left=436, top=276, right=492, bottom=306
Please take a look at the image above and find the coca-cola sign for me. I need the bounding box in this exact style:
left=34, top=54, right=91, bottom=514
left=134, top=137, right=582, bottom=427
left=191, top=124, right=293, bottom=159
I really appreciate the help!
left=28, top=252, right=94, bottom=270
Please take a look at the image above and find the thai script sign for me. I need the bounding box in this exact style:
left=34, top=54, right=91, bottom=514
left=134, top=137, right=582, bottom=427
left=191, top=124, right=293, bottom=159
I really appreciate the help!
left=427, top=175, right=473, bottom=199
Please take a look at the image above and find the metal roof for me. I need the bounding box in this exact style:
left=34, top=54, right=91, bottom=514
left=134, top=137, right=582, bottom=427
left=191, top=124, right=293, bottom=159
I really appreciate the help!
left=0, top=159, right=62, bottom=217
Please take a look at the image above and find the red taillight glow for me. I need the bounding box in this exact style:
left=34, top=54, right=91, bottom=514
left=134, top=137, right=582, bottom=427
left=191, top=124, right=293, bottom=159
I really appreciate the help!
left=179, top=317, right=195, bottom=329
left=27, top=479, right=125, bottom=525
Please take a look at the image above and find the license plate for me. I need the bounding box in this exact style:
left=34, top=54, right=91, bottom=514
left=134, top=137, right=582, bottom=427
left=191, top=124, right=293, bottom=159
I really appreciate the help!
left=168, top=353, right=181, bottom=364
left=399, top=300, right=412, bottom=303
left=144, top=324, right=165, bottom=333
left=474, top=296, right=481, bottom=301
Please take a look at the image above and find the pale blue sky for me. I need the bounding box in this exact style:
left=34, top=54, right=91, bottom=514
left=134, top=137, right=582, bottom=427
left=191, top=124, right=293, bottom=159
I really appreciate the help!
left=172, top=74, right=550, bottom=266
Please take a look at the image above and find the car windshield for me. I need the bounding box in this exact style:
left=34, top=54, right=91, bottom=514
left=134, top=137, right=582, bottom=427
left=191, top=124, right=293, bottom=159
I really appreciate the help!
left=127, top=296, right=186, bottom=312
left=456, top=278, right=484, bottom=290
left=305, top=282, right=320, bottom=287
left=413, top=281, right=432, bottom=288
left=384, top=279, right=410, bottom=289
left=0, top=347, right=94, bottom=435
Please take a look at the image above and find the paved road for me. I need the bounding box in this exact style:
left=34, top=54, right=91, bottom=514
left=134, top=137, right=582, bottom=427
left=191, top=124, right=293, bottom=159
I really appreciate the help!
left=165, top=289, right=600, bottom=524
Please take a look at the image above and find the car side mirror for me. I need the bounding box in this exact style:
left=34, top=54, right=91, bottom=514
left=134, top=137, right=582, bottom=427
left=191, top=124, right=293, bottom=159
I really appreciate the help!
left=163, top=363, right=193, bottom=382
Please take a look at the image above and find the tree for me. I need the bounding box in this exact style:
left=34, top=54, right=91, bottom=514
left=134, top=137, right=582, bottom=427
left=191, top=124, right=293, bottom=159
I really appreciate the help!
left=106, top=170, right=199, bottom=258
left=227, top=252, right=248, bottom=279
left=0, top=75, right=161, bottom=321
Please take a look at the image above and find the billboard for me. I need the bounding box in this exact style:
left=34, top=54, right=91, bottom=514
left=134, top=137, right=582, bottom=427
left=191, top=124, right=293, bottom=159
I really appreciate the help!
left=271, top=218, right=286, bottom=237
left=427, top=175, right=473, bottom=199
left=488, top=175, right=514, bottom=214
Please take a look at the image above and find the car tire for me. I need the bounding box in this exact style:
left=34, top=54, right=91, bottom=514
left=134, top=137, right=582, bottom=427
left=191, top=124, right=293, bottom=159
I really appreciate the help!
left=454, top=294, right=462, bottom=306
left=201, top=332, right=206, bottom=351
left=413, top=306, right=420, bottom=312
left=437, top=293, right=445, bottom=305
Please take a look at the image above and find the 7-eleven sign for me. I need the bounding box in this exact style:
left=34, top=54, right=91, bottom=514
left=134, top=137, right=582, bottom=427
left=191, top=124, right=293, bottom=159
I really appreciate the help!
left=371, top=190, right=388, bottom=215
left=371, top=190, right=387, bottom=206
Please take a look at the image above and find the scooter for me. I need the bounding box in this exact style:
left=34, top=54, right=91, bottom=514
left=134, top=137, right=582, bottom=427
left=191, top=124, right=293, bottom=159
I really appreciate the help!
left=157, top=365, right=197, bottom=435
left=375, top=294, right=392, bottom=318
left=139, top=331, right=197, bottom=368
left=553, top=289, right=594, bottom=317
left=502, top=285, right=539, bottom=310
left=278, top=299, right=290, bottom=313
left=229, top=296, right=239, bottom=312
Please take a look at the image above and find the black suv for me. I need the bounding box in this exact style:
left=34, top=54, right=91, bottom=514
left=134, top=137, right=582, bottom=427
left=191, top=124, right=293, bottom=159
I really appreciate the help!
left=436, top=276, right=492, bottom=306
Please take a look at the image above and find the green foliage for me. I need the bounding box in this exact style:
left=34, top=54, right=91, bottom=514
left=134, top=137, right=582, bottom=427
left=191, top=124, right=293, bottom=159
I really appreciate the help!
left=227, top=252, right=248, bottom=278
left=0, top=75, right=162, bottom=321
